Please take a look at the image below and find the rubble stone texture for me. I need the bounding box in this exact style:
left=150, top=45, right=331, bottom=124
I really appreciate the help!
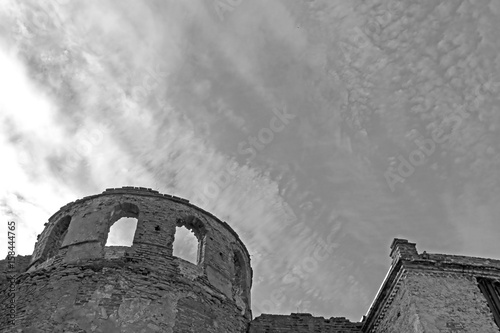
left=0, top=187, right=253, bottom=332
left=248, top=313, right=363, bottom=332
left=362, top=239, right=500, bottom=333
left=2, top=188, right=500, bottom=332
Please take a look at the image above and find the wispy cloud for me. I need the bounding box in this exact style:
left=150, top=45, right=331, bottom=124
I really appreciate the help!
left=2, top=0, right=500, bottom=322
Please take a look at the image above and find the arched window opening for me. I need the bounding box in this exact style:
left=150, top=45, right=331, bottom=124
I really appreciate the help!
left=173, top=215, right=206, bottom=265
left=44, top=215, right=71, bottom=260
left=103, top=202, right=140, bottom=247
left=233, top=250, right=250, bottom=303
left=105, top=217, right=138, bottom=247
left=173, top=226, right=199, bottom=264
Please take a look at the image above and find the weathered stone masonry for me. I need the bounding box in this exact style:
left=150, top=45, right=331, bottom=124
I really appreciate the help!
left=362, top=239, right=500, bottom=333
left=0, top=187, right=252, bottom=332
left=249, top=313, right=363, bottom=332
left=2, top=187, right=500, bottom=332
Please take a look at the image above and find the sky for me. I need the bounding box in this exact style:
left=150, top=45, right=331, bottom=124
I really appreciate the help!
left=1, top=0, right=500, bottom=322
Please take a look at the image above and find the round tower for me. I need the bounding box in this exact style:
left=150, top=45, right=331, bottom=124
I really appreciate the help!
left=8, top=187, right=252, bottom=332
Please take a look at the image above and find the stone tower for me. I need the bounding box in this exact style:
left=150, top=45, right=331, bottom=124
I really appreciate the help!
left=1, top=187, right=252, bottom=332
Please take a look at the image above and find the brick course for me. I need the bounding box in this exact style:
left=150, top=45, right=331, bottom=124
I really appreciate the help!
left=249, top=313, right=363, bottom=332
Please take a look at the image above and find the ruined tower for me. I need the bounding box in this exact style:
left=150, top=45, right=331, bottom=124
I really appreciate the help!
left=1, top=187, right=252, bottom=332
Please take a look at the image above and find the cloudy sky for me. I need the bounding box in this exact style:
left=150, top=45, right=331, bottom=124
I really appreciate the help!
left=1, top=0, right=500, bottom=321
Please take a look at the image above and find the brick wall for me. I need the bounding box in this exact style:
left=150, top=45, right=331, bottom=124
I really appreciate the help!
left=249, top=313, right=363, bottom=332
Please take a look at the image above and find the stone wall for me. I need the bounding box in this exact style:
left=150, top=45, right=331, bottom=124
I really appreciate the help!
left=371, top=270, right=500, bottom=333
left=3, top=256, right=250, bottom=332
left=249, top=313, right=362, bottom=332
left=0, top=255, right=32, bottom=277
left=0, top=187, right=253, bottom=333
left=367, top=274, right=419, bottom=333
left=0, top=255, right=32, bottom=330
left=364, top=239, right=500, bottom=333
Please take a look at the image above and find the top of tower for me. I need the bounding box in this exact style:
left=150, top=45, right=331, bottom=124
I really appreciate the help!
left=46, top=186, right=250, bottom=259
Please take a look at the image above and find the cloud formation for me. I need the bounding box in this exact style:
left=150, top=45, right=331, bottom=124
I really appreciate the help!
left=2, top=0, right=500, bottom=321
